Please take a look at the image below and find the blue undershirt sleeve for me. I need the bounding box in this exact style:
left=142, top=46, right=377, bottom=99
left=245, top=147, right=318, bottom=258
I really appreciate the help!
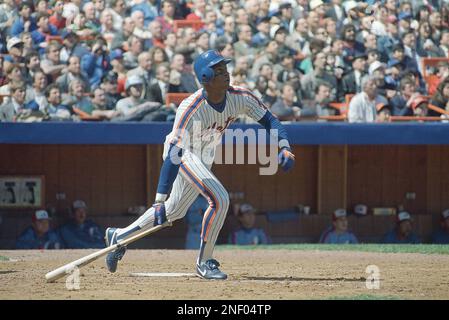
left=257, top=110, right=289, bottom=146
left=156, top=143, right=184, bottom=195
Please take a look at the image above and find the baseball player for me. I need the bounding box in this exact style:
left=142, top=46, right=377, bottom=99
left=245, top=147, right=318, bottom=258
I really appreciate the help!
left=104, top=50, right=295, bottom=280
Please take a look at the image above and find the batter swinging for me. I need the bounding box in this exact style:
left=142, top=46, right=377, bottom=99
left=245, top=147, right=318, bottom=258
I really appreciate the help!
left=104, top=50, right=295, bottom=280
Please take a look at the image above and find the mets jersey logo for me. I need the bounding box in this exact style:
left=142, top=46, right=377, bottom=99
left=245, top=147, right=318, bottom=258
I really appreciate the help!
left=206, top=116, right=236, bottom=133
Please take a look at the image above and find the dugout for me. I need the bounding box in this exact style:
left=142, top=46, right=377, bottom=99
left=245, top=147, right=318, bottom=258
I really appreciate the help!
left=0, top=122, right=448, bottom=248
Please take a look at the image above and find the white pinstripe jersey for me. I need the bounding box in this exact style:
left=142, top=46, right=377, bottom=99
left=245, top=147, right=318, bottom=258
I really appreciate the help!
left=165, top=86, right=268, bottom=155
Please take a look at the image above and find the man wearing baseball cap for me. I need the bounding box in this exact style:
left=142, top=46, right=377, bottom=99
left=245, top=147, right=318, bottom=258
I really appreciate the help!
left=431, top=209, right=449, bottom=244
left=16, top=210, right=63, bottom=249
left=228, top=203, right=269, bottom=245
left=319, top=209, right=358, bottom=244
left=58, top=200, right=104, bottom=249
left=115, top=75, right=163, bottom=120
left=382, top=211, right=420, bottom=244
left=3, top=37, right=25, bottom=68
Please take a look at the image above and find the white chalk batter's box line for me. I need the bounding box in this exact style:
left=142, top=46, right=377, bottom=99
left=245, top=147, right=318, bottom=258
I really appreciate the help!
left=130, top=272, right=199, bottom=278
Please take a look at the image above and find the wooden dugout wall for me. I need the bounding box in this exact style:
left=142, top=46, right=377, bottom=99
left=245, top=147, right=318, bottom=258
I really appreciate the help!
left=0, top=144, right=448, bottom=247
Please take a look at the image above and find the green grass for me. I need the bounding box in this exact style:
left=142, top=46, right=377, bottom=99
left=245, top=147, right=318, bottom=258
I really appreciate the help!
left=217, top=244, right=449, bottom=255
left=0, top=255, right=9, bottom=261
left=326, top=294, right=403, bottom=300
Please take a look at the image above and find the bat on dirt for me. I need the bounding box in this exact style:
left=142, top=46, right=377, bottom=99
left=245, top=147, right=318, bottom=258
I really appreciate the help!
left=45, top=220, right=172, bottom=283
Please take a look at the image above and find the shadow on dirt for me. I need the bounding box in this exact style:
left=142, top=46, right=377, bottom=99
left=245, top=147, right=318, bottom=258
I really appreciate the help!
left=241, top=276, right=366, bottom=282
left=0, top=270, right=17, bottom=275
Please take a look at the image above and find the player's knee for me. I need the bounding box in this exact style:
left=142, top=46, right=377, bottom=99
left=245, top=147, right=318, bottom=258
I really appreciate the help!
left=218, top=191, right=230, bottom=212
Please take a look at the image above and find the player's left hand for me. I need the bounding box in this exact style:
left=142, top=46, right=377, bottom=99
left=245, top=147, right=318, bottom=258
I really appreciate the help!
left=278, top=147, right=295, bottom=172
left=152, top=202, right=167, bottom=226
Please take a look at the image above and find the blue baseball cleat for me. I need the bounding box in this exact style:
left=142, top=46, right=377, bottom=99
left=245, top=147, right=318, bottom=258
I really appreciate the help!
left=196, top=259, right=227, bottom=280
left=105, top=227, right=126, bottom=273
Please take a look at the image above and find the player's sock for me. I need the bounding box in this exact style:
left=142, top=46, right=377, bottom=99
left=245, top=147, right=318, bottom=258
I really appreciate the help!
left=197, top=238, right=214, bottom=264
left=115, top=206, right=156, bottom=240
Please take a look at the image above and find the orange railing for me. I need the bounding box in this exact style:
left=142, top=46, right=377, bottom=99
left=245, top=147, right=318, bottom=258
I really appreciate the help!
left=390, top=116, right=443, bottom=121
left=165, top=93, right=191, bottom=107
left=173, top=20, right=204, bottom=32
left=327, top=94, right=354, bottom=120
left=72, top=106, right=102, bottom=121
left=318, top=115, right=347, bottom=121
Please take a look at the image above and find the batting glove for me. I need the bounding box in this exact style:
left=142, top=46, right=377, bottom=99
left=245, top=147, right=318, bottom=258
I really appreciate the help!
left=278, top=147, right=295, bottom=172
left=153, top=202, right=167, bottom=226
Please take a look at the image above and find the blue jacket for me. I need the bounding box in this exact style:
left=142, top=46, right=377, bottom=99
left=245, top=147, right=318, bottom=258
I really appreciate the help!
left=382, top=229, right=420, bottom=244
left=81, top=53, right=111, bottom=88
left=16, top=226, right=63, bottom=249
left=59, top=219, right=105, bottom=249
left=30, top=26, right=59, bottom=54
left=10, top=17, right=37, bottom=37
left=390, top=95, right=413, bottom=116
left=319, top=227, right=358, bottom=244
left=228, top=228, right=269, bottom=245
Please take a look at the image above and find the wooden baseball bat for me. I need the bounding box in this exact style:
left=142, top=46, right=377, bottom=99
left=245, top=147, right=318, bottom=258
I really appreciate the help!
left=45, top=220, right=172, bottom=283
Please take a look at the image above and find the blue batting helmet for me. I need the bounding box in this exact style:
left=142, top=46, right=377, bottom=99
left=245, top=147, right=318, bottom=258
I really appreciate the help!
left=193, top=50, right=231, bottom=84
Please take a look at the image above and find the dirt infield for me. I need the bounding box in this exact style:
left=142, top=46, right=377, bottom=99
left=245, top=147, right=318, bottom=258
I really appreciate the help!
left=1, top=249, right=449, bottom=300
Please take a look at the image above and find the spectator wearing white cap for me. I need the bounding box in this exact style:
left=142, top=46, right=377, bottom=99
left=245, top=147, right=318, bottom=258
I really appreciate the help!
left=115, top=75, right=163, bottom=121
left=228, top=203, right=269, bottom=245
left=382, top=211, right=420, bottom=244
left=58, top=200, right=104, bottom=249
left=431, top=210, right=449, bottom=244
left=16, top=210, right=63, bottom=249
left=5, top=37, right=25, bottom=65
left=319, top=209, right=358, bottom=244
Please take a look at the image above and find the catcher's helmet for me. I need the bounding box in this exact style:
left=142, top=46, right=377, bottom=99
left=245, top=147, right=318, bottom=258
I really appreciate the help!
left=193, top=50, right=231, bottom=84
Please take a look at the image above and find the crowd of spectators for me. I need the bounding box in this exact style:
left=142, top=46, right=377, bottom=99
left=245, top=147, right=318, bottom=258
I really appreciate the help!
left=0, top=0, right=449, bottom=123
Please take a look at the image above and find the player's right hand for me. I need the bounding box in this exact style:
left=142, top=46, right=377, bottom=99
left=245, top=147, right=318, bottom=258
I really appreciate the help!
left=278, top=147, right=295, bottom=172
left=152, top=202, right=167, bottom=226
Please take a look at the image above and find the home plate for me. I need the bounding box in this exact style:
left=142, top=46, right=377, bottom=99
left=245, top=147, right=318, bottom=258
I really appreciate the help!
left=130, top=272, right=198, bottom=278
